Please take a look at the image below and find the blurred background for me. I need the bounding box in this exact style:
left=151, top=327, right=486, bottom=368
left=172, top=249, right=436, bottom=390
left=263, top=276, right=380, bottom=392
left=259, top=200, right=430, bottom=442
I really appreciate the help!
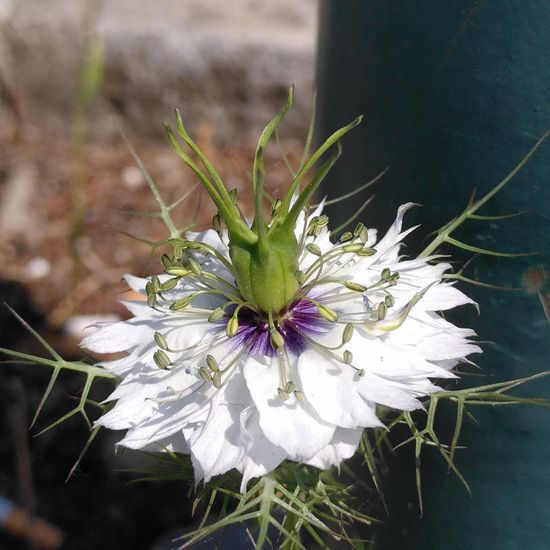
left=0, top=1, right=318, bottom=548
left=1, top=0, right=549, bottom=549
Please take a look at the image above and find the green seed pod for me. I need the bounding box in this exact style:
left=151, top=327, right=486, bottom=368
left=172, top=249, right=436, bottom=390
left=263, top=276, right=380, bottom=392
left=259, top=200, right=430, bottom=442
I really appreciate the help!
left=154, top=331, right=168, bottom=350
left=147, top=293, right=157, bottom=308
left=229, top=188, right=238, bottom=203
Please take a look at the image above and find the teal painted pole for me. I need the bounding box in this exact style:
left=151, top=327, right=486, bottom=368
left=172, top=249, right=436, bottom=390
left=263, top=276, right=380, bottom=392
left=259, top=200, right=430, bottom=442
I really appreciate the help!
left=317, top=2, right=550, bottom=549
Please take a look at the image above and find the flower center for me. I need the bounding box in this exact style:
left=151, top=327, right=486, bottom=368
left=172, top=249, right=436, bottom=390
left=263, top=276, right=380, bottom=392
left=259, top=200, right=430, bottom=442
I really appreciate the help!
left=232, top=298, right=330, bottom=356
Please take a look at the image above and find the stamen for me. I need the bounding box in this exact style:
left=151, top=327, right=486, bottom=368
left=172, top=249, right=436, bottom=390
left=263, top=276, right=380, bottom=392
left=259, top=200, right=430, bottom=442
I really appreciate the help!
left=339, top=231, right=353, bottom=242
left=154, top=331, right=169, bottom=350
left=165, top=267, right=192, bottom=277
left=153, top=349, right=171, bottom=369
left=206, top=354, right=219, bottom=372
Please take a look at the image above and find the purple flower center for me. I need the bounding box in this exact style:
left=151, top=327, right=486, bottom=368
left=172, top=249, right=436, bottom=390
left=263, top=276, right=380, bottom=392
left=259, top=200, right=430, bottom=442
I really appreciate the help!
left=231, top=298, right=330, bottom=356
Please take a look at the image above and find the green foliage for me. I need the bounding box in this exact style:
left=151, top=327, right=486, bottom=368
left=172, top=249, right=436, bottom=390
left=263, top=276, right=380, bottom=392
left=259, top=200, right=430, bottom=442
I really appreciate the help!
left=421, top=130, right=549, bottom=265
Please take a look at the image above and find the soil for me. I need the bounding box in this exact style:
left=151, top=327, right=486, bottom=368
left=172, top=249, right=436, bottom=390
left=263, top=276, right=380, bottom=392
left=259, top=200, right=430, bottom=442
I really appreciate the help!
left=0, top=124, right=304, bottom=550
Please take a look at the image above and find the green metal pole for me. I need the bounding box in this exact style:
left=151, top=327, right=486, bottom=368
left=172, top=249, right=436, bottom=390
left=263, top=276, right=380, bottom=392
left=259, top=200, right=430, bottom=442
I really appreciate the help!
left=317, top=2, right=550, bottom=549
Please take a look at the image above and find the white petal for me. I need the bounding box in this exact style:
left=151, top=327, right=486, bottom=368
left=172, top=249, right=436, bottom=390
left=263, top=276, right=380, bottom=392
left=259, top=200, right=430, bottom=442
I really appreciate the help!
left=421, top=283, right=478, bottom=311
left=188, top=375, right=249, bottom=483
left=243, top=355, right=336, bottom=461
left=297, top=348, right=382, bottom=429
left=81, top=319, right=153, bottom=354
left=238, top=408, right=287, bottom=492
left=305, top=427, right=363, bottom=469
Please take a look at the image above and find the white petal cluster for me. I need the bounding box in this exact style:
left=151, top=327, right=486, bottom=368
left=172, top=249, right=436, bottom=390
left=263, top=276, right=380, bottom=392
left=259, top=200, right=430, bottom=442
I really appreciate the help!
left=82, top=204, right=480, bottom=490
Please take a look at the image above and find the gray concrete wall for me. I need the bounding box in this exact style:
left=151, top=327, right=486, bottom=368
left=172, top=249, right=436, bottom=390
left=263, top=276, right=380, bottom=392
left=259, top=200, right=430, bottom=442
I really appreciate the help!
left=1, top=0, right=318, bottom=141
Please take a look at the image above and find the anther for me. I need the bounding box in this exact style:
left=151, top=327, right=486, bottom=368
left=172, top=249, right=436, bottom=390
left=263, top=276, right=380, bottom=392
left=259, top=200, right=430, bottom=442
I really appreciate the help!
left=206, top=354, right=219, bottom=372
left=154, top=332, right=168, bottom=350
left=340, top=231, right=353, bottom=242
left=208, top=307, right=225, bottom=322
left=199, top=367, right=213, bottom=382
left=212, top=372, right=222, bottom=389
left=161, top=254, right=173, bottom=269
left=343, top=350, right=353, bottom=364
left=226, top=315, right=239, bottom=337
left=188, top=256, right=202, bottom=276
left=160, top=278, right=179, bottom=292
left=344, top=281, right=367, bottom=292
left=377, top=302, right=387, bottom=320
left=385, top=294, right=395, bottom=307
left=343, top=243, right=364, bottom=253
left=342, top=323, right=354, bottom=344
left=271, top=199, right=282, bottom=217
left=295, top=270, right=306, bottom=285
left=165, top=267, right=191, bottom=277
left=170, top=295, right=193, bottom=310
left=212, top=214, right=222, bottom=234
left=381, top=268, right=391, bottom=281
left=168, top=238, right=187, bottom=248
left=153, top=349, right=171, bottom=369
left=270, top=329, right=285, bottom=350
left=316, top=303, right=338, bottom=322
left=277, top=388, right=290, bottom=401
left=294, top=390, right=305, bottom=401
left=306, top=243, right=322, bottom=256
left=356, top=247, right=376, bottom=257
left=151, top=275, right=161, bottom=292
left=284, top=381, right=296, bottom=394
left=317, top=214, right=329, bottom=227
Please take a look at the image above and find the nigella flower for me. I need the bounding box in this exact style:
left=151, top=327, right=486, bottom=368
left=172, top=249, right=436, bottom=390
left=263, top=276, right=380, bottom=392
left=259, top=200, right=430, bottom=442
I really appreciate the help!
left=81, top=88, right=480, bottom=490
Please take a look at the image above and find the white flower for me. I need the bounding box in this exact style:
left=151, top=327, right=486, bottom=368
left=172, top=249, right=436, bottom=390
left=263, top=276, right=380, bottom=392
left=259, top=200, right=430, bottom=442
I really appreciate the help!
left=81, top=202, right=480, bottom=491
